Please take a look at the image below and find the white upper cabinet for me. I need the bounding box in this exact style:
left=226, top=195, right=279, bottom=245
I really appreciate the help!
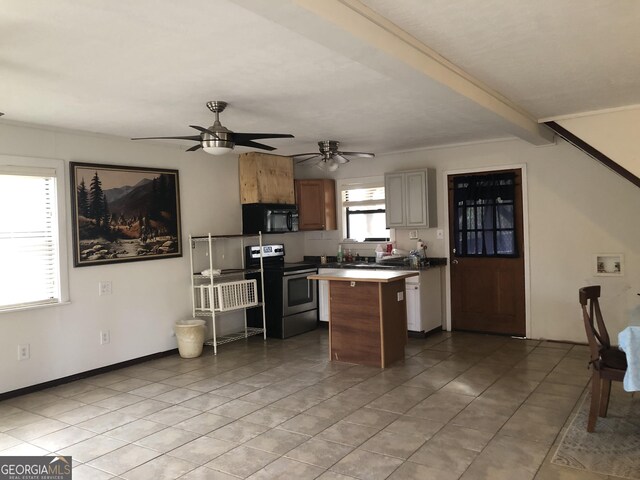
left=384, top=173, right=405, bottom=228
left=384, top=168, right=437, bottom=228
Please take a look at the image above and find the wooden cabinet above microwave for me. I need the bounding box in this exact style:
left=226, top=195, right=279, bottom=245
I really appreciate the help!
left=239, top=152, right=295, bottom=204
left=295, top=179, right=337, bottom=231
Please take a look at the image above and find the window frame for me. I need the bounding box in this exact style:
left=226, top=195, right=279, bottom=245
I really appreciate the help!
left=0, top=156, right=70, bottom=313
left=338, top=176, right=390, bottom=244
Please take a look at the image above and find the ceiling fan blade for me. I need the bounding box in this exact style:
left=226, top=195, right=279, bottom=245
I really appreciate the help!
left=189, top=125, right=220, bottom=139
left=291, top=152, right=320, bottom=159
left=186, top=144, right=203, bottom=152
left=295, top=154, right=321, bottom=164
left=234, top=139, right=277, bottom=151
left=339, top=151, right=375, bottom=158
left=131, top=135, right=201, bottom=141
left=234, top=133, right=294, bottom=142
left=333, top=154, right=350, bottom=164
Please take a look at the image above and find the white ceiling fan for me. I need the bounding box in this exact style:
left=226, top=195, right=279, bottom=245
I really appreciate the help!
left=293, top=140, right=375, bottom=171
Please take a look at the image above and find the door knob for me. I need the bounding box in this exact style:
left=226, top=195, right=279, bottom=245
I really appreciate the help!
left=452, top=259, right=459, bottom=264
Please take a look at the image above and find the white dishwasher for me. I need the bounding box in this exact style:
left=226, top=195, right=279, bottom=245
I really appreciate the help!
left=404, top=269, right=442, bottom=334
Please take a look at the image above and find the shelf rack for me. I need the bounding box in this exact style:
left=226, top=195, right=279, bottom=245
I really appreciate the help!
left=188, top=232, right=266, bottom=354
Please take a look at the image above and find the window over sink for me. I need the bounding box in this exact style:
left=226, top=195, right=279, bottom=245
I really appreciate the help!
left=340, top=178, right=390, bottom=243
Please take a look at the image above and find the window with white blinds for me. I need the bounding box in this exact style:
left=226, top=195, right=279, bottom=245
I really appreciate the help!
left=341, top=182, right=389, bottom=242
left=341, top=185, right=385, bottom=206
left=0, top=169, right=61, bottom=310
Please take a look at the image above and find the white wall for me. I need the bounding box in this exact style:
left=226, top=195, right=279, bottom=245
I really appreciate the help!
left=557, top=106, right=640, bottom=178
left=296, top=138, right=640, bottom=343
left=0, top=123, right=246, bottom=394
left=2, top=121, right=638, bottom=394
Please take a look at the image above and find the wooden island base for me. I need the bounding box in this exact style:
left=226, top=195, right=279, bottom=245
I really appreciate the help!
left=308, top=270, right=418, bottom=368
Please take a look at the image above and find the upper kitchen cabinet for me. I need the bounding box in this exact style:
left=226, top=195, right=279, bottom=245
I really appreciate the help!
left=239, top=152, right=295, bottom=204
left=384, top=168, right=437, bottom=228
left=295, top=179, right=337, bottom=231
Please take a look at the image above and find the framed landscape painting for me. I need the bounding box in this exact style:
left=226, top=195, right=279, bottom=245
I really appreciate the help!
left=70, top=162, right=182, bottom=267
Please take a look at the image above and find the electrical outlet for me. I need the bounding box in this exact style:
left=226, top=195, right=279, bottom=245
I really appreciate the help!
left=436, top=229, right=444, bottom=239
left=397, top=291, right=404, bottom=302
left=99, top=281, right=112, bottom=296
left=100, top=330, right=110, bottom=345
left=409, top=230, right=418, bottom=239
left=18, top=344, right=30, bottom=361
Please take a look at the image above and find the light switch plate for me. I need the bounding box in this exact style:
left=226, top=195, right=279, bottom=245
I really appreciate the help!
left=397, top=291, right=404, bottom=301
left=409, top=230, right=418, bottom=239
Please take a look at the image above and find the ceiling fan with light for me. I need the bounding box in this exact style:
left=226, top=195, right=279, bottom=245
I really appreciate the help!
left=132, top=101, right=294, bottom=155
left=293, top=140, right=375, bottom=171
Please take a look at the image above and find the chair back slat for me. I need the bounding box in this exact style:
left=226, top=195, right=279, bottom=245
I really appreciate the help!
left=592, top=300, right=610, bottom=348
left=579, top=286, right=609, bottom=368
left=581, top=302, right=601, bottom=365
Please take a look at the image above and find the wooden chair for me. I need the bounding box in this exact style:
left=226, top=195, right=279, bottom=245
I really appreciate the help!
left=579, top=286, right=627, bottom=432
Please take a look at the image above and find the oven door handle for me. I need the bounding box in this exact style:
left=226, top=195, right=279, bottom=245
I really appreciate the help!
left=283, top=269, right=317, bottom=276
left=286, top=211, right=292, bottom=231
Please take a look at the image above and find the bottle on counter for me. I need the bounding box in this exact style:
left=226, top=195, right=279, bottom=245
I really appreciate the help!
left=375, top=244, right=384, bottom=263
left=337, top=245, right=343, bottom=263
left=417, top=239, right=428, bottom=259
left=409, top=251, right=420, bottom=268
left=345, top=249, right=353, bottom=262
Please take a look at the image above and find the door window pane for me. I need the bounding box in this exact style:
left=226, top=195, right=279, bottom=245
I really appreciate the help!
left=453, top=173, right=517, bottom=257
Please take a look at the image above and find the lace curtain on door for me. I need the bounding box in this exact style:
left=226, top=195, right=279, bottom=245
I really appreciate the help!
left=453, top=172, right=518, bottom=257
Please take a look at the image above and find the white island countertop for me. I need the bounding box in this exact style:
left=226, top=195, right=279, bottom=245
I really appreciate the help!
left=308, top=270, right=418, bottom=283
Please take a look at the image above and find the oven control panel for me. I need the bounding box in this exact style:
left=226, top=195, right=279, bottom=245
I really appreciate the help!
left=247, top=244, right=285, bottom=259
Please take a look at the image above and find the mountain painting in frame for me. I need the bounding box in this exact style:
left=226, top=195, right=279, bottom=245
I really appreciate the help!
left=70, top=162, right=181, bottom=267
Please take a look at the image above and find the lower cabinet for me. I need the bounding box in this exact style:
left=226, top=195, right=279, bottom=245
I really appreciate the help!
left=319, top=267, right=443, bottom=334
left=318, top=268, right=341, bottom=322
left=406, top=269, right=442, bottom=334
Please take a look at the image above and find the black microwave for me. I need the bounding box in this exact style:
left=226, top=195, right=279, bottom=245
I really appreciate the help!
left=242, top=204, right=299, bottom=234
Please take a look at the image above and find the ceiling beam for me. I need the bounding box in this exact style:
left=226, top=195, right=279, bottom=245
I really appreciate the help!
left=232, top=0, right=554, bottom=146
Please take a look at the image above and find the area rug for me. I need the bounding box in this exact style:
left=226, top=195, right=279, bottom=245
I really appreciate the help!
left=552, top=389, right=640, bottom=479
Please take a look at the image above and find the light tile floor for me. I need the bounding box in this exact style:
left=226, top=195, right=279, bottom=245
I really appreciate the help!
left=0, top=329, right=620, bottom=479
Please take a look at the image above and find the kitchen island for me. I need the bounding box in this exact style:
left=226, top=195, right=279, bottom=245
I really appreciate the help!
left=308, top=270, right=418, bottom=368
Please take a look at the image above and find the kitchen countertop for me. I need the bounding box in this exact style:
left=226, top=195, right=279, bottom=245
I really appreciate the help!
left=307, top=259, right=446, bottom=272
left=308, top=270, right=418, bottom=283
left=304, top=256, right=448, bottom=272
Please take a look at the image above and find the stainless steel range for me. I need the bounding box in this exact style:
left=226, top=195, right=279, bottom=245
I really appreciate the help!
left=245, top=244, right=318, bottom=338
